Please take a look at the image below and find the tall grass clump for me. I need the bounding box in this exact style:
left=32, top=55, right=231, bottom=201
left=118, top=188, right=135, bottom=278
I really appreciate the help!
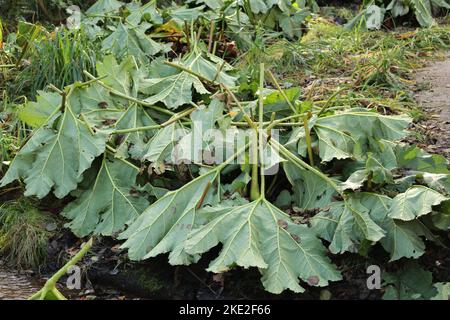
left=15, top=27, right=100, bottom=98
left=0, top=199, right=55, bottom=270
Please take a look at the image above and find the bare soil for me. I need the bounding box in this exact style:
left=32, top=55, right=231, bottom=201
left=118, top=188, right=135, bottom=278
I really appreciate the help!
left=413, top=53, right=450, bottom=160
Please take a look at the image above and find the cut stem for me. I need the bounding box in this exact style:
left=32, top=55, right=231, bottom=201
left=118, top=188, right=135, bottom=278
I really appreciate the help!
left=267, top=70, right=297, bottom=114
left=303, top=114, right=315, bottom=166
left=29, top=239, right=93, bottom=300
left=258, top=63, right=265, bottom=197
left=207, top=20, right=215, bottom=53
left=221, top=84, right=257, bottom=131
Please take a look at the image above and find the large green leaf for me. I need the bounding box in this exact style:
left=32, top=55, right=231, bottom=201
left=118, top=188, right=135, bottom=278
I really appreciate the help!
left=1, top=107, right=109, bottom=199
left=175, top=99, right=225, bottom=164
left=288, top=110, right=411, bottom=163
left=102, top=22, right=168, bottom=62
left=313, top=111, right=410, bottom=162
left=186, top=198, right=342, bottom=294
left=140, top=67, right=206, bottom=109
left=277, top=9, right=310, bottom=39
left=283, top=163, right=336, bottom=209
left=365, top=139, right=398, bottom=184
left=395, top=144, right=450, bottom=174
left=69, top=83, right=117, bottom=114
left=119, top=169, right=219, bottom=264
left=62, top=156, right=148, bottom=237
left=140, top=123, right=187, bottom=169
left=432, top=200, right=450, bottom=230
left=86, top=0, right=124, bottom=15
left=311, top=199, right=385, bottom=254
left=140, top=52, right=236, bottom=109
left=431, top=282, right=450, bottom=300
left=249, top=0, right=271, bottom=14
left=380, top=218, right=427, bottom=261
left=96, top=55, right=138, bottom=97
left=387, top=0, right=410, bottom=17
left=357, top=193, right=428, bottom=261
left=114, top=105, right=157, bottom=158
left=19, top=91, right=61, bottom=127
left=169, top=5, right=205, bottom=21
left=388, top=186, right=448, bottom=221
left=263, top=87, right=301, bottom=114
left=382, top=263, right=438, bottom=300
left=125, top=1, right=163, bottom=26
left=412, top=0, right=434, bottom=27
left=311, top=192, right=432, bottom=261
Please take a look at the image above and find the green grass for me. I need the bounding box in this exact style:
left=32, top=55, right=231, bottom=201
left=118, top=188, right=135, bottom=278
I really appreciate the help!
left=235, top=19, right=449, bottom=120
left=0, top=199, right=56, bottom=270
left=14, top=27, right=100, bottom=98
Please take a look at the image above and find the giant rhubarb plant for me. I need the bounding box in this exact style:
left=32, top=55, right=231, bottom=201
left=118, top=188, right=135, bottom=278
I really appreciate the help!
left=2, top=0, right=449, bottom=295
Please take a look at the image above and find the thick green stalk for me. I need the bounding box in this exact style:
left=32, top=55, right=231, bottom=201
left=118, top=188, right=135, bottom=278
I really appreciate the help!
left=258, top=63, right=266, bottom=197
left=113, top=107, right=195, bottom=134
left=114, top=124, right=162, bottom=135
left=250, top=138, right=260, bottom=201
left=269, top=138, right=341, bottom=195
left=222, top=85, right=258, bottom=131
left=317, top=87, right=345, bottom=117
left=29, top=239, right=93, bottom=300
left=164, top=61, right=218, bottom=85
left=83, top=70, right=174, bottom=116
left=303, top=114, right=315, bottom=166
left=267, top=70, right=297, bottom=114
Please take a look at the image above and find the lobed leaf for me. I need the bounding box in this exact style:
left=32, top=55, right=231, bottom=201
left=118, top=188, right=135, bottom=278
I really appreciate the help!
left=62, top=156, right=148, bottom=237
left=186, top=198, right=342, bottom=293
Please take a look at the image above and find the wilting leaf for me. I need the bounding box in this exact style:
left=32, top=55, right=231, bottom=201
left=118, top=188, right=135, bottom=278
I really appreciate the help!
left=140, top=123, right=185, bottom=167
left=62, top=156, right=148, bottom=237
left=169, top=5, right=205, bottom=21
left=140, top=52, right=236, bottom=109
left=102, top=22, right=168, bottom=62
left=1, top=107, right=109, bottom=199
left=263, top=87, right=301, bottom=114
left=278, top=9, right=310, bottom=39
left=382, top=263, right=437, bottom=300
left=388, top=186, right=447, bottom=221
left=411, top=0, right=434, bottom=27
left=357, top=193, right=428, bottom=261
left=96, top=55, right=139, bottom=97
left=284, top=162, right=336, bottom=209
left=114, top=105, right=157, bottom=158
left=19, top=91, right=61, bottom=127
left=431, top=282, right=450, bottom=300
left=86, top=0, right=124, bottom=15
left=119, top=169, right=219, bottom=264
left=340, top=170, right=367, bottom=191
left=249, top=0, right=271, bottom=14
left=312, top=198, right=385, bottom=254
left=395, top=144, right=450, bottom=174
left=126, top=1, right=163, bottom=25
left=289, top=111, right=411, bottom=163
left=186, top=198, right=342, bottom=294
left=432, top=200, right=450, bottom=230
